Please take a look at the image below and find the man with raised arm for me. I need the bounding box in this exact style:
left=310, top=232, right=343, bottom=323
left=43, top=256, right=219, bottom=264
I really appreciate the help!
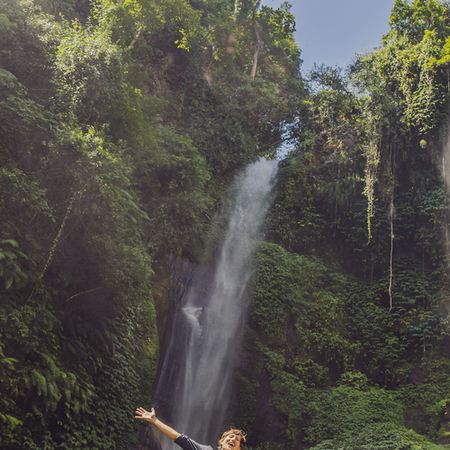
left=135, top=407, right=246, bottom=450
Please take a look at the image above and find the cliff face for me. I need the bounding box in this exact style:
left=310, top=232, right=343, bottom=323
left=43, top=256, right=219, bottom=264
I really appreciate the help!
left=3, top=0, right=450, bottom=449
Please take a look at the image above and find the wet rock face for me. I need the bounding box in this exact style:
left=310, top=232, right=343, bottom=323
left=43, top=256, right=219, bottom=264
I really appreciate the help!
left=404, top=406, right=429, bottom=436
left=152, top=256, right=215, bottom=412
left=252, top=372, right=287, bottom=443
left=408, top=364, right=427, bottom=386
left=151, top=260, right=171, bottom=335
left=231, top=335, right=286, bottom=446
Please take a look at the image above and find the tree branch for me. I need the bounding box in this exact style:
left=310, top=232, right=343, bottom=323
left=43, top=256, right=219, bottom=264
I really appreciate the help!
left=64, top=287, right=103, bottom=303
left=127, top=26, right=143, bottom=51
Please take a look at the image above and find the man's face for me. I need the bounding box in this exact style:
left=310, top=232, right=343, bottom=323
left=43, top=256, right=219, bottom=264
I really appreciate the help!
left=221, top=433, right=241, bottom=450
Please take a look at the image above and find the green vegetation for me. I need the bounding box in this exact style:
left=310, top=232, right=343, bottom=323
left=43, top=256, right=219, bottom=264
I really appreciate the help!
left=3, top=0, right=450, bottom=449
left=236, top=1, right=450, bottom=449
left=0, top=0, right=301, bottom=448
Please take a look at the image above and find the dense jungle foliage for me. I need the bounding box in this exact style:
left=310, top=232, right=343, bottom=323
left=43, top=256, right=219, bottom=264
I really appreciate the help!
left=3, top=0, right=450, bottom=449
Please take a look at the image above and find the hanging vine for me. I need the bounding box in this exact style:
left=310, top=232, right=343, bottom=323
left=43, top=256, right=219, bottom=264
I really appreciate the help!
left=388, top=192, right=395, bottom=312
left=387, top=146, right=396, bottom=312
left=363, top=137, right=380, bottom=243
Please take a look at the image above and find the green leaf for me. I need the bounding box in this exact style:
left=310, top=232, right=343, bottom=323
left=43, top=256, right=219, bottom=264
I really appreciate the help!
left=0, top=413, right=22, bottom=429
left=2, top=250, right=16, bottom=259
left=32, top=369, right=47, bottom=396
left=5, top=274, right=13, bottom=289
left=1, top=239, right=18, bottom=247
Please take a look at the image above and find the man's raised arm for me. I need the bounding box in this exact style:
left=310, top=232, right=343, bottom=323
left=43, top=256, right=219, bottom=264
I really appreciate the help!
left=135, top=407, right=181, bottom=440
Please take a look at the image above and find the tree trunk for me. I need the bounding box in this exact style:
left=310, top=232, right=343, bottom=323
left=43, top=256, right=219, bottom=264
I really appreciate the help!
left=233, top=0, right=241, bottom=20
left=250, top=0, right=262, bottom=79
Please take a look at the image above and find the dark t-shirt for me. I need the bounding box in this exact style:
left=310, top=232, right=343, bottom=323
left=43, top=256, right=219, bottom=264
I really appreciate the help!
left=174, top=434, right=213, bottom=450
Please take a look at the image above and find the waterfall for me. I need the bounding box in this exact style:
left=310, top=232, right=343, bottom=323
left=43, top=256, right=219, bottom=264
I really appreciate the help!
left=152, top=158, right=278, bottom=449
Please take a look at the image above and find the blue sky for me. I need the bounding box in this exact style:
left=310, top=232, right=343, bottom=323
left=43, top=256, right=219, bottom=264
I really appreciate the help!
left=261, top=0, right=396, bottom=71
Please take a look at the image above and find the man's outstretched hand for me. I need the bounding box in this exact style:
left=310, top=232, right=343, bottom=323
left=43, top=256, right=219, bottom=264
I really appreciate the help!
left=135, top=407, right=156, bottom=423
left=134, top=406, right=181, bottom=439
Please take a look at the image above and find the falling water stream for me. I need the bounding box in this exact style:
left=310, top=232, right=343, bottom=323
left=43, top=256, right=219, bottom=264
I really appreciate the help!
left=149, top=159, right=278, bottom=449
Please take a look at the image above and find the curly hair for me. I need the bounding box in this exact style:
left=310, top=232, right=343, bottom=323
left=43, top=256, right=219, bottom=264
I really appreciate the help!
left=218, top=429, right=247, bottom=450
